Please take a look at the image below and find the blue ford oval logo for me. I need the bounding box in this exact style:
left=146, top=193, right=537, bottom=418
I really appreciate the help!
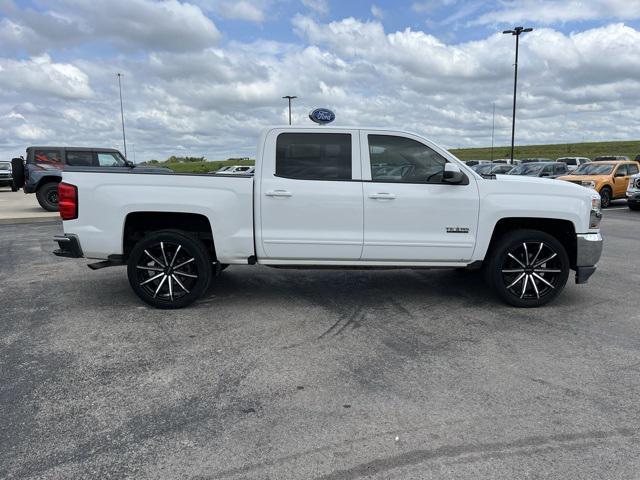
left=309, top=108, right=335, bottom=124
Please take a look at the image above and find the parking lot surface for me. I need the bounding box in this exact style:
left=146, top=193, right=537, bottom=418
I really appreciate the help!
left=1, top=209, right=639, bottom=479
left=0, top=189, right=58, bottom=224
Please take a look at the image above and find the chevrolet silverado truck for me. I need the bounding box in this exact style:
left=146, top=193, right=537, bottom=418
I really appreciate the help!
left=53, top=127, right=604, bottom=309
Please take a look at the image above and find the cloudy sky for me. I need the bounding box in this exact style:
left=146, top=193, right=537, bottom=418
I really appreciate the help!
left=1, top=0, right=640, bottom=162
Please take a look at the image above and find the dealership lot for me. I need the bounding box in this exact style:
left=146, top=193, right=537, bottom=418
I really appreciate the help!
left=1, top=210, right=639, bottom=479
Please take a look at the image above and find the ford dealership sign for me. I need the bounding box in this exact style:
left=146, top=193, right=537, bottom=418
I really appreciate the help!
left=309, top=108, right=335, bottom=125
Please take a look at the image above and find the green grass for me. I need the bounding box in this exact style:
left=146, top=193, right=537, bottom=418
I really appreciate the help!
left=450, top=140, right=640, bottom=161
left=156, top=159, right=255, bottom=174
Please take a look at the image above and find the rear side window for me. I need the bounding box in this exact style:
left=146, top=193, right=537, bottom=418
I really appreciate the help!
left=555, top=164, right=567, bottom=174
left=66, top=151, right=95, bottom=167
left=276, top=133, right=351, bottom=181
left=33, top=150, right=62, bottom=165
left=628, top=164, right=639, bottom=175
left=615, top=165, right=628, bottom=176
left=368, top=135, right=448, bottom=183
left=97, top=152, right=126, bottom=167
left=565, top=158, right=576, bottom=165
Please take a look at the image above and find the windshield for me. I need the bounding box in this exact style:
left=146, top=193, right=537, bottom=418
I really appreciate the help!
left=509, top=163, right=544, bottom=176
left=573, top=164, right=614, bottom=175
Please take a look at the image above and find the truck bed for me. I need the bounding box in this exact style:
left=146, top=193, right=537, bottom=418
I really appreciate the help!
left=62, top=169, right=255, bottom=261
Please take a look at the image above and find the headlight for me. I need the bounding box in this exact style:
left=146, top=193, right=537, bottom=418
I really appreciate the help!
left=590, top=194, right=602, bottom=229
left=634, top=178, right=640, bottom=189
left=581, top=181, right=596, bottom=189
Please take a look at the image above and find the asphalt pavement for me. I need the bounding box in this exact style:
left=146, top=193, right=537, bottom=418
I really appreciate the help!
left=1, top=209, right=639, bottom=479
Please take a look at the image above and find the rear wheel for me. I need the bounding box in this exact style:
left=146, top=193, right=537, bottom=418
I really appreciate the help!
left=599, top=186, right=612, bottom=208
left=36, top=182, right=59, bottom=211
left=486, top=229, right=570, bottom=308
left=127, top=230, right=212, bottom=309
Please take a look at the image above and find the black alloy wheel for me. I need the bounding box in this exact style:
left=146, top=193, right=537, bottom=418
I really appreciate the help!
left=487, top=229, right=569, bottom=307
left=127, top=230, right=212, bottom=309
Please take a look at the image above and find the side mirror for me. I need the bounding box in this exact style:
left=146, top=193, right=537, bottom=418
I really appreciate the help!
left=443, top=163, right=464, bottom=184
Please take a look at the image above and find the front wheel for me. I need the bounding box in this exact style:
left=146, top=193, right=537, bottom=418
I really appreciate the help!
left=629, top=203, right=640, bottom=211
left=36, top=182, right=60, bottom=211
left=599, top=187, right=612, bottom=208
left=127, top=230, right=212, bottom=309
left=486, top=229, right=570, bottom=308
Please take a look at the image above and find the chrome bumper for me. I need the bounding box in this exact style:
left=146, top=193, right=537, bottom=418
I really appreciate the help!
left=574, top=233, right=603, bottom=284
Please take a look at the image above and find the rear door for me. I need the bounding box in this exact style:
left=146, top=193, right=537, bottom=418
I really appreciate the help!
left=258, top=129, right=363, bottom=260
left=360, top=131, right=479, bottom=262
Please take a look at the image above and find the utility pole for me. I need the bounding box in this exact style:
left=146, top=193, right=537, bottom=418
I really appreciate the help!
left=282, top=96, right=297, bottom=125
left=117, top=73, right=127, bottom=158
left=490, top=102, right=495, bottom=161
left=503, top=26, right=533, bottom=162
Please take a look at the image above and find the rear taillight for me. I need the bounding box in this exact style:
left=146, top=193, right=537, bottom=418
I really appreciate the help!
left=58, top=182, right=78, bottom=220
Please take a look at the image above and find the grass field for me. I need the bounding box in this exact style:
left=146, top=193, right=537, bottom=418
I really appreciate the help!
left=157, top=159, right=255, bottom=173
left=450, top=140, right=640, bottom=161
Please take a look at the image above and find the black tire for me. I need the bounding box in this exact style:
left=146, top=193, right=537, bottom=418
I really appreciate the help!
left=11, top=158, right=24, bottom=189
left=486, top=229, right=570, bottom=308
left=127, top=230, right=212, bottom=309
left=629, top=202, right=640, bottom=211
left=36, top=182, right=60, bottom=211
left=599, top=186, right=612, bottom=208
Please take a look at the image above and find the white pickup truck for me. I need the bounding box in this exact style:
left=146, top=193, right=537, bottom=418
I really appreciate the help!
left=53, top=127, right=603, bottom=309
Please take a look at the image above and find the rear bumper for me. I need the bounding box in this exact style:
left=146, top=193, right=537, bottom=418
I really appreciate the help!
left=574, top=233, right=603, bottom=284
left=53, top=234, right=83, bottom=258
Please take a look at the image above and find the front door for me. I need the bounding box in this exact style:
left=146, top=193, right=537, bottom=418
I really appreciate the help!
left=259, top=130, right=363, bottom=260
left=360, top=131, right=479, bottom=262
left=612, top=164, right=629, bottom=198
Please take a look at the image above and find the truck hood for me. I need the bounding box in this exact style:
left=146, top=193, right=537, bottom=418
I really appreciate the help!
left=555, top=175, right=605, bottom=183
left=492, top=173, right=593, bottom=196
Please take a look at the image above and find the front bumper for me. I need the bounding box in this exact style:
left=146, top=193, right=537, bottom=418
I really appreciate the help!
left=627, top=191, right=640, bottom=206
left=53, top=234, right=83, bottom=258
left=574, top=232, right=603, bottom=284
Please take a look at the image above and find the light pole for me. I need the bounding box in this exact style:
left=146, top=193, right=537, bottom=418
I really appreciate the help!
left=282, top=95, right=297, bottom=125
left=503, top=26, right=533, bottom=162
left=117, top=73, right=127, bottom=158
left=490, top=102, right=495, bottom=161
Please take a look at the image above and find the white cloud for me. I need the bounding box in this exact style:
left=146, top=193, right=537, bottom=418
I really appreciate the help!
left=301, top=0, right=329, bottom=16
left=216, top=0, right=265, bottom=22
left=371, top=5, right=383, bottom=19
left=474, top=0, right=640, bottom=25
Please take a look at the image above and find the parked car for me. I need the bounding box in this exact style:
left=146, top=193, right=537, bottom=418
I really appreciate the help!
left=507, top=162, right=569, bottom=179
left=556, top=157, right=590, bottom=172
left=593, top=155, right=629, bottom=162
left=493, top=158, right=521, bottom=165
left=53, top=126, right=602, bottom=309
left=471, top=163, right=514, bottom=176
left=10, top=147, right=171, bottom=211
left=0, top=160, right=12, bottom=188
left=212, top=165, right=255, bottom=175
left=464, top=160, right=492, bottom=167
left=634, top=155, right=640, bottom=162
left=557, top=160, right=640, bottom=208
left=520, top=158, right=554, bottom=163
left=627, top=172, right=640, bottom=211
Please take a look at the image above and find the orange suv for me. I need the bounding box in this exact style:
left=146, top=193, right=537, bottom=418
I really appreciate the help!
left=557, top=160, right=640, bottom=208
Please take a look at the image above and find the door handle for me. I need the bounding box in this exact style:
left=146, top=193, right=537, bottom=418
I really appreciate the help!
left=369, top=193, right=396, bottom=200
left=265, top=189, right=292, bottom=197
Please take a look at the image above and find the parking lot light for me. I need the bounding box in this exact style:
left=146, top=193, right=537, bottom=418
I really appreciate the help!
left=503, top=26, right=534, bottom=163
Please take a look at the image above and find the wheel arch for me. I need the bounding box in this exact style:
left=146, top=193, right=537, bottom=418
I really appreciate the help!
left=485, top=217, right=577, bottom=269
left=123, top=211, right=216, bottom=260
left=35, top=175, right=61, bottom=190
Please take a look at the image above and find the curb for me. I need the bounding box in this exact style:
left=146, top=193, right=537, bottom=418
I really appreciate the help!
left=0, top=216, right=60, bottom=225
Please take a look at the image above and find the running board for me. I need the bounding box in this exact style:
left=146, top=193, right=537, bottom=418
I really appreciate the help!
left=88, top=255, right=125, bottom=270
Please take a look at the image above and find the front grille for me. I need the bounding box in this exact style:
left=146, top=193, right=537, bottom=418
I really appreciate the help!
left=635, top=178, right=640, bottom=189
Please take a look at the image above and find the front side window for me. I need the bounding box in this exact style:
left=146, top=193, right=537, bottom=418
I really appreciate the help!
left=33, top=150, right=62, bottom=165
left=615, top=165, right=628, bottom=177
left=369, top=135, right=447, bottom=183
left=66, top=151, right=94, bottom=166
left=276, top=133, right=351, bottom=181
left=97, top=152, right=127, bottom=167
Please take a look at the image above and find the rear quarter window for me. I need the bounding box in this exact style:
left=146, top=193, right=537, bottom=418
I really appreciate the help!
left=33, top=150, right=62, bottom=165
